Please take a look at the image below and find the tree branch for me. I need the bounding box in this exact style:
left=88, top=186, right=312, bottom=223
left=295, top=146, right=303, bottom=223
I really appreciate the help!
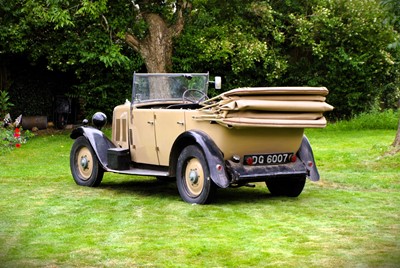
left=100, top=14, right=113, bottom=43
left=125, top=33, right=141, bottom=52
left=170, top=0, right=192, bottom=37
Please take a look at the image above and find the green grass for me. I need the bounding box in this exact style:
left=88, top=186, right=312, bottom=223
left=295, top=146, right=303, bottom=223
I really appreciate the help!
left=0, top=124, right=399, bottom=267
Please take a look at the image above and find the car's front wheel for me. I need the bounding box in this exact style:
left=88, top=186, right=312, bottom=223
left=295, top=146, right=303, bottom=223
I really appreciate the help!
left=266, top=176, right=306, bottom=197
left=176, top=145, right=216, bottom=204
left=70, top=136, right=104, bottom=187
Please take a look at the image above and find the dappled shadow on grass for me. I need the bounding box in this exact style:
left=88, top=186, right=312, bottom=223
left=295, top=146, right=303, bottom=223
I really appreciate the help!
left=99, top=178, right=180, bottom=202
left=215, top=186, right=306, bottom=205
left=99, top=177, right=303, bottom=204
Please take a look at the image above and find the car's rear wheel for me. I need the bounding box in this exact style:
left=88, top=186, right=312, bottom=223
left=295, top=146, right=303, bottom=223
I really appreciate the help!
left=176, top=145, right=216, bottom=204
left=70, top=136, right=104, bottom=187
left=266, top=176, right=306, bottom=197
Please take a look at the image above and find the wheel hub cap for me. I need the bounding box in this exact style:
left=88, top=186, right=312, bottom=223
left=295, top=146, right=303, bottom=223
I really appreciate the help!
left=80, top=156, right=89, bottom=170
left=189, top=170, right=198, bottom=184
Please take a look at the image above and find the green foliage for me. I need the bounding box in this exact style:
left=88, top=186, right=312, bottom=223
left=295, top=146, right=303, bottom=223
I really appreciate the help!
left=381, top=0, right=400, bottom=31
left=9, top=76, right=54, bottom=117
left=2, top=0, right=140, bottom=120
left=281, top=0, right=399, bottom=118
left=0, top=126, right=16, bottom=153
left=328, top=109, right=400, bottom=130
left=174, top=0, right=289, bottom=89
left=174, top=0, right=400, bottom=118
left=70, top=64, right=134, bottom=118
left=0, top=90, right=13, bottom=117
left=1, top=113, right=35, bottom=154
left=0, top=125, right=35, bottom=154
left=0, top=0, right=143, bottom=118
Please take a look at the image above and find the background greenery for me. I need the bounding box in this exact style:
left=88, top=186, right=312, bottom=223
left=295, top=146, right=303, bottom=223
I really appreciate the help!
left=0, top=0, right=399, bottom=120
left=0, top=112, right=399, bottom=267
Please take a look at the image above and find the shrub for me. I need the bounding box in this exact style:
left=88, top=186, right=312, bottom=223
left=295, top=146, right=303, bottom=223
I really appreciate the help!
left=0, top=116, right=35, bottom=154
left=329, top=109, right=400, bottom=130
left=0, top=90, right=14, bottom=117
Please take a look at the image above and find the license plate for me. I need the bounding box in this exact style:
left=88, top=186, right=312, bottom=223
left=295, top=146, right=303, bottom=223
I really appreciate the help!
left=243, top=153, right=294, bottom=165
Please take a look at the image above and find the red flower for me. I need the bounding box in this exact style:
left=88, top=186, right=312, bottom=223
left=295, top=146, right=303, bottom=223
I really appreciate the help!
left=14, top=128, right=21, bottom=138
left=16, top=143, right=21, bottom=148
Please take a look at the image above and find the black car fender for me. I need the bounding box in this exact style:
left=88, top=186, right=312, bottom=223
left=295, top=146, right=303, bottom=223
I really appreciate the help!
left=70, top=126, right=115, bottom=170
left=170, top=130, right=230, bottom=188
left=297, top=135, right=320, bottom=181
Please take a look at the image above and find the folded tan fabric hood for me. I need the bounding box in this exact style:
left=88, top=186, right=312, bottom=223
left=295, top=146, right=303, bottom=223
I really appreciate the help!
left=197, top=87, right=334, bottom=128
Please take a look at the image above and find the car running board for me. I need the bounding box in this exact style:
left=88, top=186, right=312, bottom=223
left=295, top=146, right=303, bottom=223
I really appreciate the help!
left=106, top=167, right=169, bottom=177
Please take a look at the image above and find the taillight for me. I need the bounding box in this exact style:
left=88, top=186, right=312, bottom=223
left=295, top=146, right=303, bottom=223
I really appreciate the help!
left=291, top=155, right=297, bottom=162
left=246, top=156, right=253, bottom=165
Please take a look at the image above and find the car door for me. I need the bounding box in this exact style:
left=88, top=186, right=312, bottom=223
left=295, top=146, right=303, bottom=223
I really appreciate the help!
left=131, top=109, right=159, bottom=165
left=154, top=110, right=186, bottom=166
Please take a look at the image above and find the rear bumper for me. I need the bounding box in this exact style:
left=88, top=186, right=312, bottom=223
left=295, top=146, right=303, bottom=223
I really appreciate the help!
left=226, top=158, right=308, bottom=184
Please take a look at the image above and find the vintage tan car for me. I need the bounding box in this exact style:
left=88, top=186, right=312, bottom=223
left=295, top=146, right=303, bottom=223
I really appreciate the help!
left=70, top=73, right=333, bottom=204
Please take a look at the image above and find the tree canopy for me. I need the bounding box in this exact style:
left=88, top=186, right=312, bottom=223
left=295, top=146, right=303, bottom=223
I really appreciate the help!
left=0, top=0, right=399, bottom=120
left=174, top=0, right=399, bottom=118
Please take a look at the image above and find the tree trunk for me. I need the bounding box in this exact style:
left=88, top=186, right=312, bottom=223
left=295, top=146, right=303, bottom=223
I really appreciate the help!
left=393, top=116, right=400, bottom=147
left=124, top=1, right=188, bottom=73
left=126, top=14, right=173, bottom=73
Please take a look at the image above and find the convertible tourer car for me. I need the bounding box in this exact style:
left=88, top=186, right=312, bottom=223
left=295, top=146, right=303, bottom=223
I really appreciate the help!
left=70, top=73, right=333, bottom=204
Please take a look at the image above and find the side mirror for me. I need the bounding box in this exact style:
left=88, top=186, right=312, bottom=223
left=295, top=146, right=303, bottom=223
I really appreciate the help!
left=214, top=76, right=222, bottom=90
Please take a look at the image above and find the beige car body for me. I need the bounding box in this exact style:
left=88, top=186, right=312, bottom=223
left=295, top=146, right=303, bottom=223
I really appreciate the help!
left=112, top=85, right=332, bottom=167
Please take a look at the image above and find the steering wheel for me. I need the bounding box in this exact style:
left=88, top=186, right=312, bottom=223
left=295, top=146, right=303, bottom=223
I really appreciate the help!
left=182, top=89, right=209, bottom=103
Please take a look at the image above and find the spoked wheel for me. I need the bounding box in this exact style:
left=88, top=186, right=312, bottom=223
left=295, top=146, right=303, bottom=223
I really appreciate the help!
left=70, top=136, right=104, bottom=187
left=176, top=145, right=216, bottom=204
left=266, top=176, right=306, bottom=197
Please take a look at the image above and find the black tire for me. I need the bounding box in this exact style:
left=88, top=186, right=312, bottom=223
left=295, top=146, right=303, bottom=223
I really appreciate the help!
left=176, top=145, right=216, bottom=204
left=70, top=136, right=104, bottom=187
left=266, top=176, right=306, bottom=197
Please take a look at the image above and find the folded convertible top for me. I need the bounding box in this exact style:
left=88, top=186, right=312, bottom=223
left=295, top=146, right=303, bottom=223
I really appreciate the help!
left=221, top=87, right=330, bottom=96
left=197, top=87, right=334, bottom=128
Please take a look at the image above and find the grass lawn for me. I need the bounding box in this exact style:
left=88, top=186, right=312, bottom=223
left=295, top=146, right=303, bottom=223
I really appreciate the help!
left=0, top=127, right=399, bottom=267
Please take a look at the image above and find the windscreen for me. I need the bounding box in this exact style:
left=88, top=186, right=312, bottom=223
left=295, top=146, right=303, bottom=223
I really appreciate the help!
left=132, top=73, right=209, bottom=103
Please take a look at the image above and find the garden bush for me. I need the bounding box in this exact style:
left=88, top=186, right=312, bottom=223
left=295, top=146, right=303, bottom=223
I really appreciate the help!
left=0, top=119, right=34, bottom=154
left=0, top=90, right=35, bottom=153
left=328, top=109, right=400, bottom=130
